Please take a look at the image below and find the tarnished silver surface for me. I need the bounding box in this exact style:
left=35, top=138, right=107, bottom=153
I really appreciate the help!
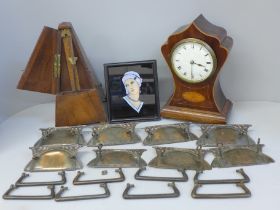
left=15, top=171, right=66, bottom=186
left=194, top=168, right=250, bottom=184
left=191, top=182, right=251, bottom=199
left=73, top=168, right=125, bottom=185
left=135, top=167, right=188, bottom=182
left=87, top=123, right=140, bottom=146
left=35, top=127, right=85, bottom=147
left=122, top=182, right=180, bottom=199
left=191, top=167, right=251, bottom=199
left=24, top=144, right=82, bottom=172
left=24, top=127, right=84, bottom=172
left=55, top=184, right=110, bottom=201
left=197, top=124, right=255, bottom=147
left=148, top=146, right=211, bottom=171
left=2, top=185, right=55, bottom=200
left=87, top=144, right=147, bottom=168
left=143, top=123, right=197, bottom=145
left=210, top=139, right=274, bottom=168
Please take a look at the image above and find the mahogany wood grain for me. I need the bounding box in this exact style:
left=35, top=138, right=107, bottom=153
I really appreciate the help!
left=17, top=22, right=107, bottom=126
left=17, top=27, right=59, bottom=94
left=55, top=89, right=106, bottom=127
left=161, top=14, right=233, bottom=124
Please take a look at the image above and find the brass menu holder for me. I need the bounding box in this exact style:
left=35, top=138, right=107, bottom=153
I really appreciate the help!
left=87, top=144, right=147, bottom=168
left=87, top=123, right=141, bottom=146
left=210, top=139, right=274, bottom=168
left=24, top=127, right=84, bottom=172
left=25, top=144, right=82, bottom=172
left=197, top=124, right=256, bottom=147
left=134, top=167, right=188, bottom=182
left=55, top=184, right=110, bottom=201
left=15, top=171, right=66, bottom=187
left=194, top=168, right=250, bottom=184
left=191, top=168, right=251, bottom=199
left=2, top=185, right=55, bottom=200
left=143, top=123, right=197, bottom=145
left=122, top=182, right=180, bottom=199
left=73, top=168, right=125, bottom=185
left=148, top=146, right=211, bottom=171
left=35, top=127, right=86, bottom=146
left=192, top=182, right=251, bottom=199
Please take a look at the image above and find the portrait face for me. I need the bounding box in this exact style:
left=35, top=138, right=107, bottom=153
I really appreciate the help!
left=124, top=78, right=140, bottom=96
left=104, top=60, right=160, bottom=123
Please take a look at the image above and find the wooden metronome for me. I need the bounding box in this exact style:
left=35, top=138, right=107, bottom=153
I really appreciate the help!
left=160, top=14, right=233, bottom=124
left=17, top=22, right=106, bottom=126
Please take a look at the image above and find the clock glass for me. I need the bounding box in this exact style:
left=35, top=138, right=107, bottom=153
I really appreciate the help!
left=171, top=38, right=217, bottom=83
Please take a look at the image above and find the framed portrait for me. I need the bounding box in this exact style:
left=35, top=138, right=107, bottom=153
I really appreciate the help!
left=104, top=60, right=160, bottom=123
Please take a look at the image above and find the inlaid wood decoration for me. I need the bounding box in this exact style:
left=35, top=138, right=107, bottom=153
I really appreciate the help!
left=17, top=22, right=106, bottom=126
left=161, top=14, right=233, bottom=124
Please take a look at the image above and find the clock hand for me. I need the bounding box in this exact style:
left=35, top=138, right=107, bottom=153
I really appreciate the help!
left=190, top=60, right=194, bottom=79
left=193, top=61, right=205, bottom=67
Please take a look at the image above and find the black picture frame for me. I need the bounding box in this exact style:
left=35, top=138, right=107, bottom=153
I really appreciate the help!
left=104, top=60, right=160, bottom=123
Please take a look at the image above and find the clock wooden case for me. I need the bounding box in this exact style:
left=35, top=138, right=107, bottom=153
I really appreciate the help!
left=161, top=14, right=233, bottom=124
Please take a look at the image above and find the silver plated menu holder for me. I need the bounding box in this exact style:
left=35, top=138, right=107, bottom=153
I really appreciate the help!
left=210, top=139, right=274, bottom=168
left=87, top=144, right=147, bottom=168
left=73, top=168, right=125, bottom=185
left=143, top=123, right=197, bottom=145
left=24, top=127, right=84, bottom=172
left=87, top=123, right=141, bottom=146
left=24, top=144, right=82, bottom=172
left=35, top=127, right=86, bottom=146
left=55, top=184, right=110, bottom=201
left=2, top=185, right=55, bottom=200
left=15, top=171, right=66, bottom=186
left=197, top=124, right=255, bottom=147
left=122, top=182, right=180, bottom=199
left=148, top=146, right=211, bottom=171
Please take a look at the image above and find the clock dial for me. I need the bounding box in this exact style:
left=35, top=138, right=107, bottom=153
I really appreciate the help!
left=171, top=38, right=217, bottom=83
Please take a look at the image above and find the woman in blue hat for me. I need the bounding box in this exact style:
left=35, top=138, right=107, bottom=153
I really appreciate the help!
left=121, top=71, right=144, bottom=113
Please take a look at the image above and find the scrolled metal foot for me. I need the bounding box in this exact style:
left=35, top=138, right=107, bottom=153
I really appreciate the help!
left=122, top=182, right=180, bottom=199
left=134, top=167, right=188, bottom=182
left=73, top=168, right=125, bottom=185
left=191, top=182, right=251, bottom=199
left=15, top=171, right=66, bottom=187
left=2, top=185, right=55, bottom=200
left=54, top=183, right=110, bottom=201
left=194, top=168, right=250, bottom=184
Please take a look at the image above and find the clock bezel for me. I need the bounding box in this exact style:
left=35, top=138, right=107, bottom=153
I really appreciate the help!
left=170, top=38, right=217, bottom=84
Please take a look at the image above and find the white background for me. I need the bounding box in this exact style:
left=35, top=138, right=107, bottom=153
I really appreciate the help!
left=0, top=0, right=280, bottom=123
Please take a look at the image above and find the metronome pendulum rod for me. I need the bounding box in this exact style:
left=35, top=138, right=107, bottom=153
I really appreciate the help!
left=60, top=28, right=81, bottom=91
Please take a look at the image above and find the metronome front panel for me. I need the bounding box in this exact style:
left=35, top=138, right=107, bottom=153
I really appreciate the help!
left=17, top=23, right=103, bottom=94
left=17, top=26, right=59, bottom=94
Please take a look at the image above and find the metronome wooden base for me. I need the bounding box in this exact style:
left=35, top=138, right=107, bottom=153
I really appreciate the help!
left=160, top=100, right=232, bottom=124
left=55, top=89, right=106, bottom=127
